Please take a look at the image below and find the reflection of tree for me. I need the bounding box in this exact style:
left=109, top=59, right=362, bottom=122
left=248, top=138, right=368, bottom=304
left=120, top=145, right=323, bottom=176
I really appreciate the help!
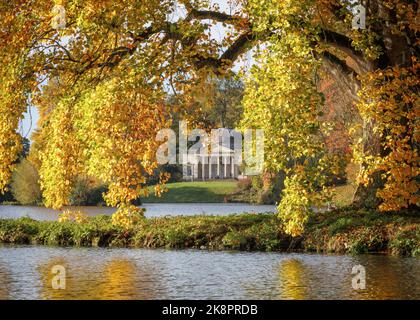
left=0, top=265, right=10, bottom=299
left=38, top=258, right=72, bottom=300
left=38, top=257, right=162, bottom=300
left=97, top=260, right=147, bottom=300
left=277, top=259, right=308, bottom=300
left=351, top=256, right=411, bottom=300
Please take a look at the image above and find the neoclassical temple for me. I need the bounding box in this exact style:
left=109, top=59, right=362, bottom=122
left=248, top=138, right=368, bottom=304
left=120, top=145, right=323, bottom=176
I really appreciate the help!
left=182, top=145, right=241, bottom=181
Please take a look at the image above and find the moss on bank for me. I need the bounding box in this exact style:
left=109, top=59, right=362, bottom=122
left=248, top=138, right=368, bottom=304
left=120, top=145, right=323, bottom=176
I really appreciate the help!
left=0, top=208, right=419, bottom=256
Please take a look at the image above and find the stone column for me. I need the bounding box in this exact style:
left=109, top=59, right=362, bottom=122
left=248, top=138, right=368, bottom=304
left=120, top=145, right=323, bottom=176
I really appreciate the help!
left=209, top=156, right=212, bottom=179
left=231, top=156, right=235, bottom=178
left=202, top=156, right=205, bottom=181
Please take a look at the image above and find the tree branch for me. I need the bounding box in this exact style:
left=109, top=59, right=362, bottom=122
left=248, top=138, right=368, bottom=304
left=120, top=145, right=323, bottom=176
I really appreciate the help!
left=193, top=32, right=256, bottom=73
left=44, top=9, right=254, bottom=76
left=320, top=29, right=373, bottom=74
left=187, top=9, right=243, bottom=24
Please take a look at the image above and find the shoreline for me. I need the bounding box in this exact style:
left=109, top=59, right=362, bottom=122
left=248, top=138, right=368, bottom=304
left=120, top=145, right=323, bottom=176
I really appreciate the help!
left=0, top=208, right=418, bottom=257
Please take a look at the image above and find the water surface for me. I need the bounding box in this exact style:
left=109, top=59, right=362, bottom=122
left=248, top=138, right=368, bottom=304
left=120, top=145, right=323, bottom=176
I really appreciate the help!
left=0, top=203, right=276, bottom=221
left=0, top=245, right=418, bottom=300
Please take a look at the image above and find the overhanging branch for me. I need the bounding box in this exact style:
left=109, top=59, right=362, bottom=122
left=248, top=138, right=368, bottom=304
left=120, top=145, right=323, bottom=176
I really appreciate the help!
left=193, top=31, right=256, bottom=72
left=187, top=9, right=243, bottom=24
left=320, top=29, right=373, bottom=74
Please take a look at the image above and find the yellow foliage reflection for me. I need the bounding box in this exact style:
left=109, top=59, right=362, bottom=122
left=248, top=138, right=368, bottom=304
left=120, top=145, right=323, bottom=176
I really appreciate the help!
left=98, top=259, right=141, bottom=300
left=0, top=265, right=10, bottom=300
left=351, top=257, right=410, bottom=300
left=277, top=259, right=308, bottom=300
left=39, top=257, right=160, bottom=300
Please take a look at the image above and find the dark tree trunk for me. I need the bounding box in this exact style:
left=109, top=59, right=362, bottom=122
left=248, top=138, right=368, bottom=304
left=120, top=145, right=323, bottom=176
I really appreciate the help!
left=352, top=119, right=383, bottom=209
left=352, top=0, right=416, bottom=207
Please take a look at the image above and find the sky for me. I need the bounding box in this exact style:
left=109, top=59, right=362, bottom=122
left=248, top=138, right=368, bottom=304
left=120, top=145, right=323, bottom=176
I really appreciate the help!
left=20, top=106, right=39, bottom=141
left=20, top=0, right=253, bottom=140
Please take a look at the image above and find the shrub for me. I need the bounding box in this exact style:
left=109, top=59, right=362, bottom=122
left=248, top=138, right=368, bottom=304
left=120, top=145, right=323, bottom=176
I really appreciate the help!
left=222, top=231, right=248, bottom=249
left=0, top=210, right=418, bottom=256
left=247, top=222, right=282, bottom=251
left=237, top=178, right=252, bottom=191
left=328, top=217, right=361, bottom=236
left=248, top=173, right=285, bottom=204
left=164, top=227, right=189, bottom=248
left=346, top=228, right=387, bottom=254
left=389, top=226, right=420, bottom=257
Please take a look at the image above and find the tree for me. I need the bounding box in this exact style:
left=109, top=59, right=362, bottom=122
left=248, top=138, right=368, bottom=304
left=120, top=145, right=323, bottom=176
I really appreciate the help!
left=190, top=76, right=244, bottom=129
left=0, top=0, right=418, bottom=231
left=0, top=135, right=31, bottom=203
left=11, top=158, right=42, bottom=205
left=240, top=0, right=418, bottom=233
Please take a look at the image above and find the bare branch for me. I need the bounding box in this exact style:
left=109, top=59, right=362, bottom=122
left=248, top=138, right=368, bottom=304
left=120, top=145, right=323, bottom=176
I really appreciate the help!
left=187, top=9, right=243, bottom=24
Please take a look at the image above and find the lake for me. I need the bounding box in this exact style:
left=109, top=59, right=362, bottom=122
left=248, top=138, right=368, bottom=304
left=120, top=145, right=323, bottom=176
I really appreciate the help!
left=0, top=205, right=419, bottom=300
left=0, top=245, right=419, bottom=299
left=0, top=203, right=277, bottom=221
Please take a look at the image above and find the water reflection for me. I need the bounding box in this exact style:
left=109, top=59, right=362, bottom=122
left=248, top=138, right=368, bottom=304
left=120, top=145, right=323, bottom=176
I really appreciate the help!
left=0, top=246, right=418, bottom=300
left=0, top=265, right=10, bottom=299
left=277, top=259, right=308, bottom=299
left=39, top=258, right=71, bottom=300
left=351, top=255, right=420, bottom=300
left=275, top=255, right=420, bottom=300
left=100, top=260, right=142, bottom=299
left=39, top=257, right=162, bottom=300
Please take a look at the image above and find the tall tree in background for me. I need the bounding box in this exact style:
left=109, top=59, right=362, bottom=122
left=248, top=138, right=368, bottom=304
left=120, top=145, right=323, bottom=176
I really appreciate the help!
left=0, top=135, right=30, bottom=203
left=11, top=158, right=42, bottom=205
left=0, top=0, right=418, bottom=232
left=190, top=76, right=244, bottom=129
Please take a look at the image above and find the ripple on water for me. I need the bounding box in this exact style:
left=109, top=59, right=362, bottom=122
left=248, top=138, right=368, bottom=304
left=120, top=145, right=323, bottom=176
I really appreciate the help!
left=0, top=245, right=419, bottom=300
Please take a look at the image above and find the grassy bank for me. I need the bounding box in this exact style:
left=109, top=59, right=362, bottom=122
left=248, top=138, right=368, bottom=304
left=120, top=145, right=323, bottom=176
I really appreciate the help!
left=0, top=208, right=419, bottom=256
left=142, top=180, right=239, bottom=203
left=0, top=180, right=241, bottom=206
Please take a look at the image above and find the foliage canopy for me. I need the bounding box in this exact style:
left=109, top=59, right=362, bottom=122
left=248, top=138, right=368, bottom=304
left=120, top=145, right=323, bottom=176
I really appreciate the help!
left=0, top=0, right=418, bottom=232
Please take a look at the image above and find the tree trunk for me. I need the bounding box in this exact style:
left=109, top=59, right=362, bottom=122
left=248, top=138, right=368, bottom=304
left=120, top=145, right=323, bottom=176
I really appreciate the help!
left=352, top=175, right=382, bottom=208
left=352, top=1, right=415, bottom=206
left=352, top=90, right=388, bottom=207
left=351, top=111, right=385, bottom=208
